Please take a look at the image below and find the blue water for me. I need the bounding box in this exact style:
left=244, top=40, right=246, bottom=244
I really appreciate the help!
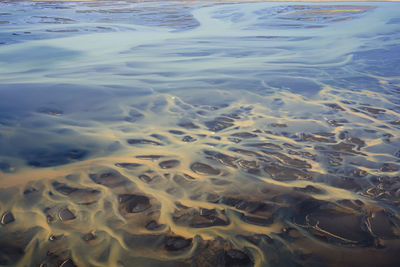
left=0, top=1, right=400, bottom=266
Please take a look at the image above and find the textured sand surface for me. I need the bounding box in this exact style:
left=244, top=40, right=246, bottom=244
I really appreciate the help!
left=0, top=1, right=400, bottom=266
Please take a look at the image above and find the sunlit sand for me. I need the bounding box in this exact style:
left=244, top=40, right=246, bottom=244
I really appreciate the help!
left=0, top=1, right=400, bottom=266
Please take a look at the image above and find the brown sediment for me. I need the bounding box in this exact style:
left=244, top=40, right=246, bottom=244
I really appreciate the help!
left=324, top=103, right=346, bottom=111
left=1, top=211, right=15, bottom=225
left=127, top=139, right=163, bottom=146
left=1, top=88, right=400, bottom=265
left=205, top=117, right=235, bottom=132
left=58, top=208, right=76, bottom=222
left=191, top=162, right=221, bottom=175
left=115, top=162, right=143, bottom=169
left=389, top=119, right=400, bottom=125
left=89, top=169, right=131, bottom=188
left=204, top=150, right=238, bottom=168
left=231, top=132, right=258, bottom=138
left=182, top=135, right=197, bottom=142
left=159, top=159, right=181, bottom=169
left=119, top=194, right=151, bottom=213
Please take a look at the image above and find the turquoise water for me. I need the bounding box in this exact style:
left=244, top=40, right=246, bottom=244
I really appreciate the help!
left=0, top=1, right=400, bottom=266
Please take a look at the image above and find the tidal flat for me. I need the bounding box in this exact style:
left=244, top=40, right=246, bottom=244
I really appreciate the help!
left=0, top=1, right=400, bottom=266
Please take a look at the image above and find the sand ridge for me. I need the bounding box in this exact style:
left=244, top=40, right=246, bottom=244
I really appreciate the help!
left=0, top=1, right=400, bottom=266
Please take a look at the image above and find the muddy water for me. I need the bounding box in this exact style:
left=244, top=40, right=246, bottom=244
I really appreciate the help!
left=1, top=1, right=400, bottom=266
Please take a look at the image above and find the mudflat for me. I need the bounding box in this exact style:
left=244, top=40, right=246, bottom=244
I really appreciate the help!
left=0, top=1, right=400, bottom=266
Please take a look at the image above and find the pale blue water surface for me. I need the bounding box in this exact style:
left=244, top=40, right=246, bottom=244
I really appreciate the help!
left=0, top=1, right=400, bottom=266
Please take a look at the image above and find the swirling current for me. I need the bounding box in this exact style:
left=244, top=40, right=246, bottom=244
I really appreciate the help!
left=0, top=1, right=400, bottom=266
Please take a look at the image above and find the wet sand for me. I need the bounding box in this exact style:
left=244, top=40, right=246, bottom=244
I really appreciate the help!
left=1, top=1, right=400, bottom=267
